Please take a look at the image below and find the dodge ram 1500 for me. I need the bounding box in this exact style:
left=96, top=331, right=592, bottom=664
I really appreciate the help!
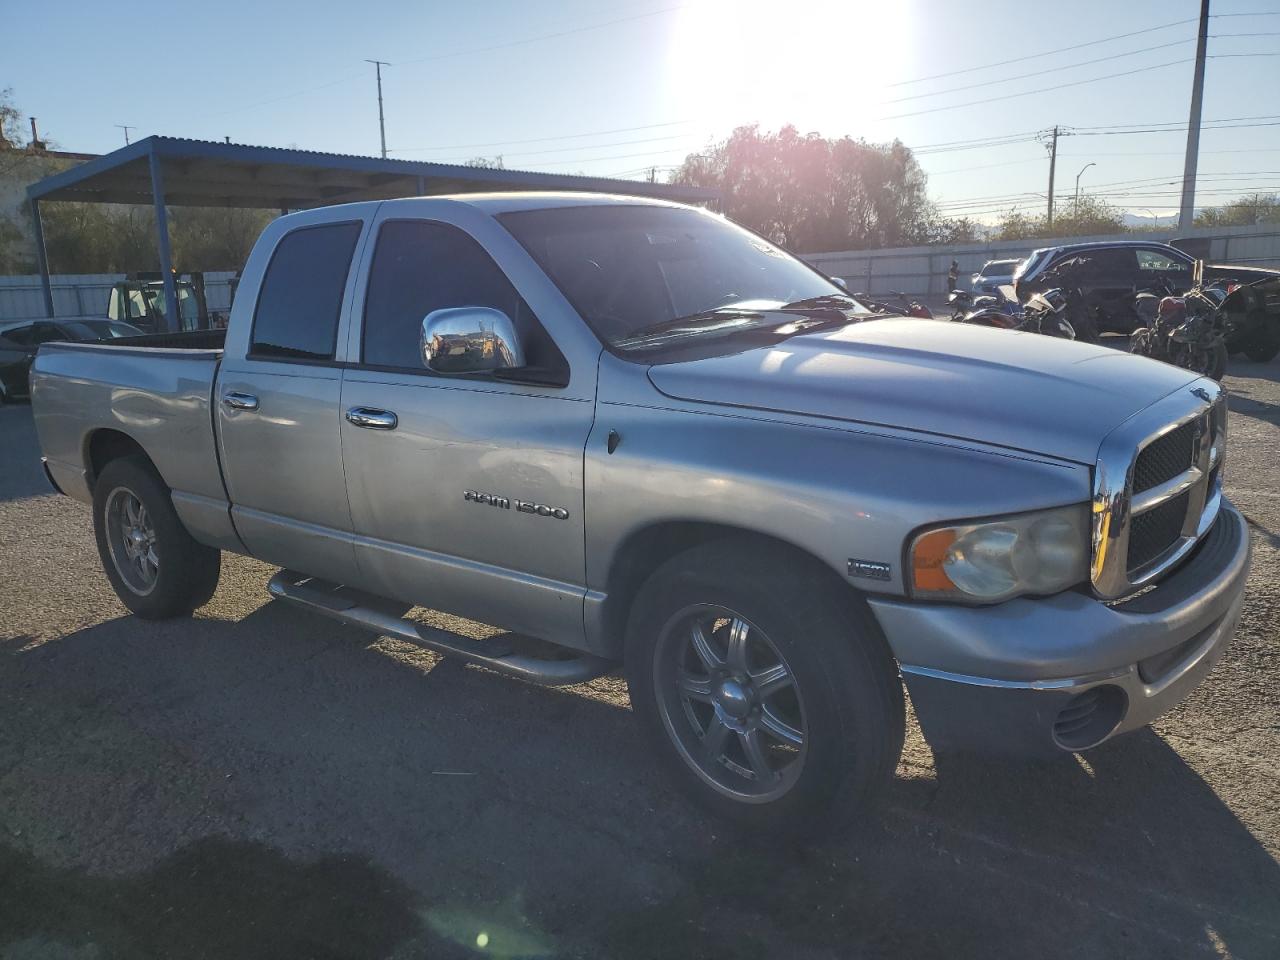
left=31, top=193, right=1251, bottom=832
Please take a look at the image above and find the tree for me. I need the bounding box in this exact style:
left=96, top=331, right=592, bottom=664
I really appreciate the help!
left=994, top=195, right=1125, bottom=241
left=1195, top=192, right=1280, bottom=227
left=670, top=125, right=958, bottom=252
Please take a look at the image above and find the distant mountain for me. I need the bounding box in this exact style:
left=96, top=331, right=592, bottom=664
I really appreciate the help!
left=1120, top=211, right=1179, bottom=228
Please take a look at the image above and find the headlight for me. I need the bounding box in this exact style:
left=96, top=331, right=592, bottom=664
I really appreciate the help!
left=909, top=504, right=1090, bottom=603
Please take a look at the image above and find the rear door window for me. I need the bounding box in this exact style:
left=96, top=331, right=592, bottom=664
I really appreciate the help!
left=251, top=222, right=362, bottom=361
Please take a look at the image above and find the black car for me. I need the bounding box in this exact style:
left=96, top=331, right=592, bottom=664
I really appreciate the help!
left=0, top=319, right=144, bottom=403
left=1013, top=240, right=1280, bottom=360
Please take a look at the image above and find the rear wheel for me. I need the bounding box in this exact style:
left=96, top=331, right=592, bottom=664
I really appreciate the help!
left=1243, top=324, right=1280, bottom=363
left=624, top=539, right=904, bottom=835
left=93, top=456, right=221, bottom=619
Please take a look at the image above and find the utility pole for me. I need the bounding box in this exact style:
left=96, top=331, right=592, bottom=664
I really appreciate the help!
left=1178, top=0, right=1211, bottom=230
left=1046, top=125, right=1059, bottom=228
left=365, top=59, right=390, bottom=158
left=115, top=124, right=135, bottom=145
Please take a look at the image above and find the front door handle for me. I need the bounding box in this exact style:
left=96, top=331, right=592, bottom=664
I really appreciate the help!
left=222, top=392, right=259, bottom=411
left=346, top=407, right=398, bottom=430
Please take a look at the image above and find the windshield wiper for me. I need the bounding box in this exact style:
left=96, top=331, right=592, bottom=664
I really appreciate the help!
left=778, top=294, right=859, bottom=312
left=618, top=307, right=768, bottom=344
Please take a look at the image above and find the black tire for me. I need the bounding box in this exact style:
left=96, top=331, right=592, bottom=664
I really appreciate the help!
left=92, top=455, right=221, bottom=619
left=624, top=539, right=905, bottom=836
left=1243, top=325, right=1280, bottom=364
left=1205, top=341, right=1229, bottom=380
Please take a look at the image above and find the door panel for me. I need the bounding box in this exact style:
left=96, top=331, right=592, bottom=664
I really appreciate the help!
left=217, top=361, right=360, bottom=583
left=339, top=211, right=595, bottom=648
left=213, top=216, right=368, bottom=584
left=341, top=374, right=594, bottom=645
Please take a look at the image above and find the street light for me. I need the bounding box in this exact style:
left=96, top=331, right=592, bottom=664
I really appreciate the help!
left=1074, top=162, right=1096, bottom=212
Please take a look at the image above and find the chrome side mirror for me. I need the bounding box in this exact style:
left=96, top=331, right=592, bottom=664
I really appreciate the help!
left=830, top=276, right=849, bottom=290
left=421, top=307, right=525, bottom=374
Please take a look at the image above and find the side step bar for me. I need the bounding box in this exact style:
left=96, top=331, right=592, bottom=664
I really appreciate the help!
left=267, top=569, right=611, bottom=686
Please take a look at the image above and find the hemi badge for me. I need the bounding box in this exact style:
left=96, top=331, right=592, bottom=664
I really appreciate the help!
left=848, top=559, right=891, bottom=581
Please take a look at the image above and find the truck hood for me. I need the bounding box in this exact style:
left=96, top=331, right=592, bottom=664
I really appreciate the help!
left=646, top=319, right=1201, bottom=464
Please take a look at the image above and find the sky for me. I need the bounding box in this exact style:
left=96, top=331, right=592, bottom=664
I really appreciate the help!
left=6, top=0, right=1280, bottom=224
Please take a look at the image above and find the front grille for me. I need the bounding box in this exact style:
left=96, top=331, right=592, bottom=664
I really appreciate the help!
left=1092, top=386, right=1222, bottom=599
left=1133, top=421, right=1197, bottom=494
left=1127, top=491, right=1189, bottom=571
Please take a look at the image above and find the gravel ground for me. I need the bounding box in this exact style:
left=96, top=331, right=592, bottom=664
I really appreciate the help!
left=1, top=358, right=1278, bottom=960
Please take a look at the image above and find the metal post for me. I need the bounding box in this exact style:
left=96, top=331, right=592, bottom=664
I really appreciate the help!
left=149, top=149, right=180, bottom=333
left=416, top=175, right=427, bottom=196
left=1179, top=0, right=1211, bottom=230
left=366, top=60, right=389, bottom=158
left=29, top=197, right=54, bottom=318
left=1074, top=162, right=1096, bottom=213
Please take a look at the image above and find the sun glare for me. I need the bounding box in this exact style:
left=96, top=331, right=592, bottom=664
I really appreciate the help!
left=665, top=0, right=909, bottom=140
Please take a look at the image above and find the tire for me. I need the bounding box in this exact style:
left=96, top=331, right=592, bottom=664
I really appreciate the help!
left=92, top=455, right=221, bottom=619
left=1243, top=325, right=1280, bottom=364
left=1204, top=342, right=1229, bottom=380
left=624, top=539, right=905, bottom=836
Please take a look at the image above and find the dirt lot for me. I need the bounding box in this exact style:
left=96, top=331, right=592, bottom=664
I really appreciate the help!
left=1, top=360, right=1278, bottom=960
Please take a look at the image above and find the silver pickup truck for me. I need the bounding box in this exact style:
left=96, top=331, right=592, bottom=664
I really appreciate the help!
left=31, top=193, right=1251, bottom=832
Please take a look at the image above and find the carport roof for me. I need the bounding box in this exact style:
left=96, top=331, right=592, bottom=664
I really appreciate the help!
left=25, top=135, right=718, bottom=208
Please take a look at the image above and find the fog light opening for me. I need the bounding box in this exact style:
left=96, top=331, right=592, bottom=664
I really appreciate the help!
left=1053, top=685, right=1126, bottom=751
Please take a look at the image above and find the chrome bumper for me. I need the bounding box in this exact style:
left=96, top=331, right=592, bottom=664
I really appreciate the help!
left=868, top=503, right=1251, bottom=754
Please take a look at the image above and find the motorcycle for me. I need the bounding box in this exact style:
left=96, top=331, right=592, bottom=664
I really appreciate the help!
left=856, top=291, right=935, bottom=319
left=1129, top=260, right=1228, bottom=380
left=955, top=287, right=1076, bottom=339
left=948, top=287, right=1020, bottom=322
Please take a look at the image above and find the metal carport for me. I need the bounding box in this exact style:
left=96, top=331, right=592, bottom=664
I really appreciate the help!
left=25, top=135, right=718, bottom=329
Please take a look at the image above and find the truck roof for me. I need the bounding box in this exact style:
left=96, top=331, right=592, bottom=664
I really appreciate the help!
left=280, top=191, right=697, bottom=224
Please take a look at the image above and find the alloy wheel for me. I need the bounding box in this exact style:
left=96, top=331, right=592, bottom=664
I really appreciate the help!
left=653, top=604, right=808, bottom=803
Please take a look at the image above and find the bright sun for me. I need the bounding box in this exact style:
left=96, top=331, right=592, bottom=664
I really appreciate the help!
left=664, top=0, right=910, bottom=141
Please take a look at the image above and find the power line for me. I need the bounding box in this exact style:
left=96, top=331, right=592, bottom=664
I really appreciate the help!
left=935, top=172, right=1280, bottom=210
left=388, top=120, right=698, bottom=153
left=884, top=40, right=1193, bottom=104
left=888, top=18, right=1197, bottom=87
left=878, top=58, right=1194, bottom=121
left=395, top=3, right=688, bottom=66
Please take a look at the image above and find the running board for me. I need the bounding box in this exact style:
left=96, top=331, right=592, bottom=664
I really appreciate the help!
left=266, top=569, right=611, bottom=686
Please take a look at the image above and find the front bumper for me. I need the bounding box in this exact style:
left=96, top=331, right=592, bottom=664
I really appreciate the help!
left=867, top=503, right=1251, bottom=755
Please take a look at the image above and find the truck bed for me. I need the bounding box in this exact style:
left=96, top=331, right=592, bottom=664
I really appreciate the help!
left=30, top=335, right=229, bottom=514
left=114, top=328, right=227, bottom=351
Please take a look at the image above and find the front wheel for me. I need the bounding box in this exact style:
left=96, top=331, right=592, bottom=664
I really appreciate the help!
left=624, top=539, right=904, bottom=835
left=93, top=456, right=221, bottom=619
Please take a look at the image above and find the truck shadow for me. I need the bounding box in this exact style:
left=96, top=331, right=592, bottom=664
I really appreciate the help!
left=2, top=602, right=1278, bottom=960
left=0, top=405, right=54, bottom=503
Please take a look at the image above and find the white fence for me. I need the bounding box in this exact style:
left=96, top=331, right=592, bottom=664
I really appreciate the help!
left=6, top=222, right=1279, bottom=321
left=800, top=224, right=1280, bottom=301
left=0, top=271, right=239, bottom=322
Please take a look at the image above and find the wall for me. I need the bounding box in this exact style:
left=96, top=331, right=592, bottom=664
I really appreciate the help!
left=799, top=223, right=1280, bottom=300
left=0, top=271, right=239, bottom=323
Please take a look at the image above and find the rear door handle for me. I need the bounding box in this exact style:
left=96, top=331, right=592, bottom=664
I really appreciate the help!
left=222, top=392, right=259, bottom=411
left=346, top=407, right=398, bottom=430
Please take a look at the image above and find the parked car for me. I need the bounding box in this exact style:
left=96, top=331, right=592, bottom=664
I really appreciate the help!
left=0, top=319, right=144, bottom=402
left=970, top=258, right=1022, bottom=294
left=1014, top=240, right=1280, bottom=358
left=30, top=194, right=1250, bottom=834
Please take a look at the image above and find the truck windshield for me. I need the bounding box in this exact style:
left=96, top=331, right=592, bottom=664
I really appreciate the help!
left=499, top=205, right=866, bottom=351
